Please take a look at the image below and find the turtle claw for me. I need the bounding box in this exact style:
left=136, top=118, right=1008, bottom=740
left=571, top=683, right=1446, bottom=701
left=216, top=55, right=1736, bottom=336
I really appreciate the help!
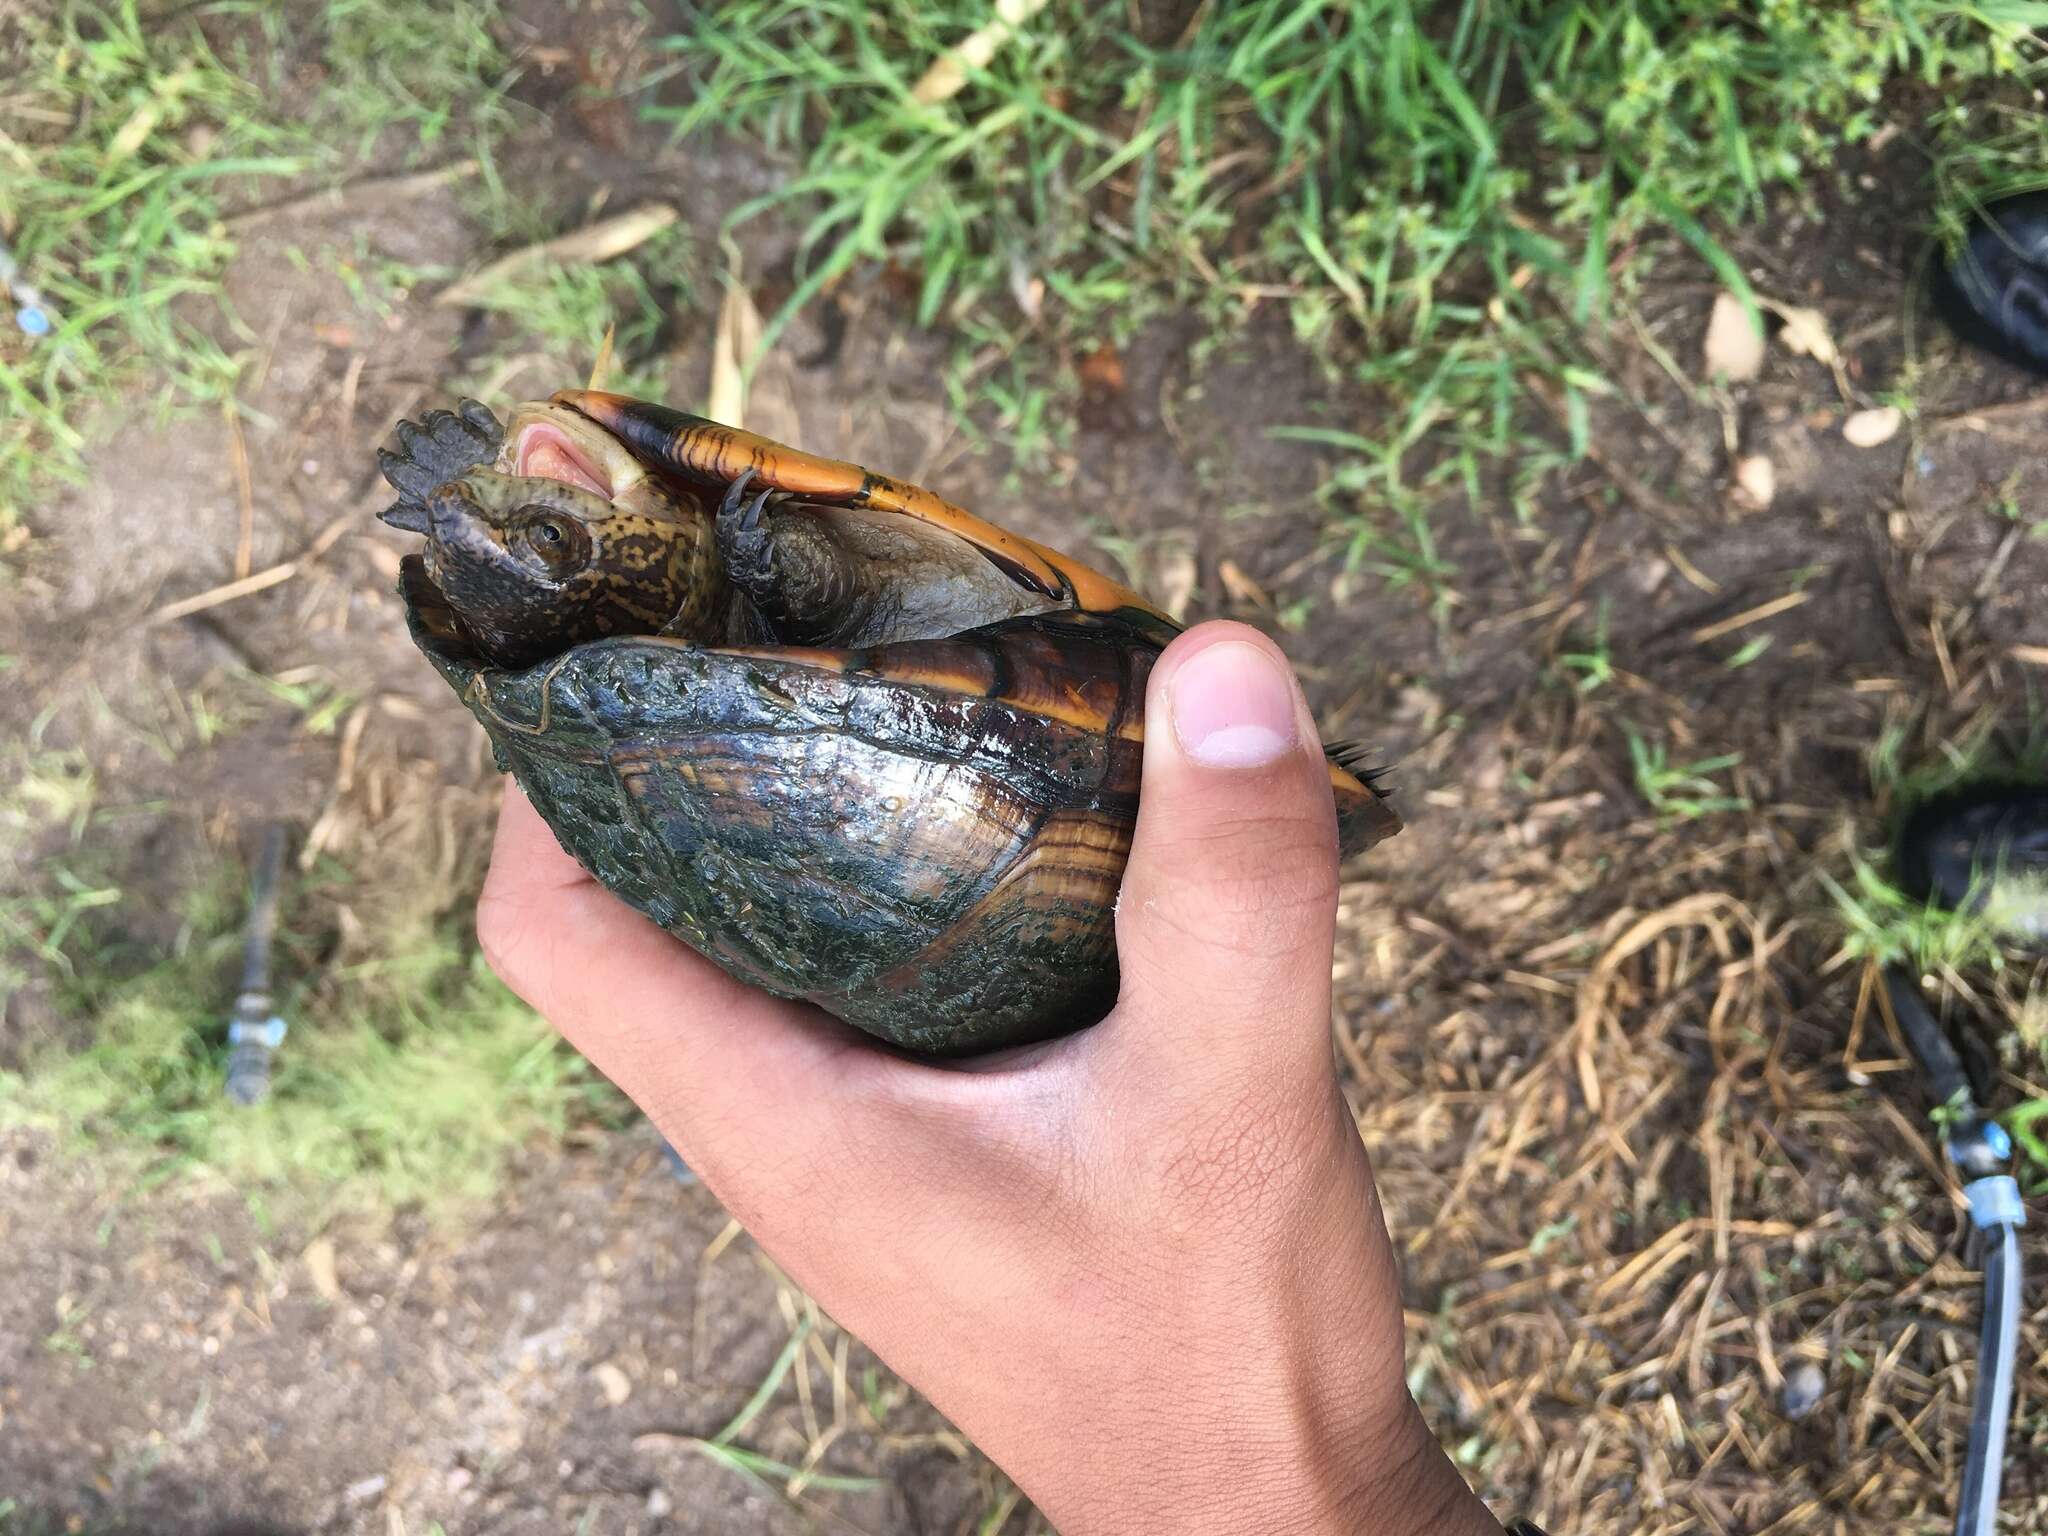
left=377, top=500, right=432, bottom=534
left=715, top=468, right=780, bottom=591
left=378, top=399, right=505, bottom=511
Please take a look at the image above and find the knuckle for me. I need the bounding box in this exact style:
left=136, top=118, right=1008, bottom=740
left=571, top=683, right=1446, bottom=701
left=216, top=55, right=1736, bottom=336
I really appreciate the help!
left=1121, top=811, right=1338, bottom=965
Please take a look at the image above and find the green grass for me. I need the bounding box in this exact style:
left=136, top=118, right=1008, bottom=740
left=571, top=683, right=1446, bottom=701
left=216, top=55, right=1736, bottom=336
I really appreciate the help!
left=0, top=852, right=622, bottom=1218
left=1, top=947, right=612, bottom=1218
left=441, top=219, right=706, bottom=404
left=1824, top=717, right=2048, bottom=974
left=655, top=0, right=2048, bottom=602
left=13, top=0, right=2048, bottom=549
left=1820, top=852, right=2009, bottom=975
left=1866, top=709, right=2048, bottom=819
left=0, top=663, right=626, bottom=1218
left=2007, top=1097, right=2048, bottom=1185
left=312, top=0, right=517, bottom=164
left=1554, top=602, right=1618, bottom=694
left=0, top=0, right=303, bottom=519
left=0, top=0, right=518, bottom=529
left=1625, top=729, right=1748, bottom=821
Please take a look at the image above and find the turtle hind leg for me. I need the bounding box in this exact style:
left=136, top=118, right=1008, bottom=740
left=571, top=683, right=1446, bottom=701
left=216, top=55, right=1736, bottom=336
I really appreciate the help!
left=713, top=468, right=868, bottom=646
left=711, top=468, right=1060, bottom=647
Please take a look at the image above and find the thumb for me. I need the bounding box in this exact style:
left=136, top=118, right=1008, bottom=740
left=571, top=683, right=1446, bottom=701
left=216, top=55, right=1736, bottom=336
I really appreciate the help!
left=1111, top=622, right=1344, bottom=1069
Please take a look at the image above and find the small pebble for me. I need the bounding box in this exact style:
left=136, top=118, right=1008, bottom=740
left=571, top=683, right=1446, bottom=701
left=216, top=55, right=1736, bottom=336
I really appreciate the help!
left=593, top=1362, right=633, bottom=1406
left=1781, top=1360, right=1827, bottom=1419
left=1842, top=405, right=1903, bottom=447
left=344, top=1474, right=388, bottom=1504
left=1733, top=454, right=1776, bottom=510
left=646, top=1487, right=673, bottom=1518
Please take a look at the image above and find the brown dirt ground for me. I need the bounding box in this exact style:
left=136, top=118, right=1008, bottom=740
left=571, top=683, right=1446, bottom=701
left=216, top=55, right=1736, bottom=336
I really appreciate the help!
left=4, top=9, right=2047, bottom=1535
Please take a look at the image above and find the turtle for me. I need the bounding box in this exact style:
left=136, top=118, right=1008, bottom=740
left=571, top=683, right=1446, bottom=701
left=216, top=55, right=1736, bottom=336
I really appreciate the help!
left=379, top=390, right=1401, bottom=1055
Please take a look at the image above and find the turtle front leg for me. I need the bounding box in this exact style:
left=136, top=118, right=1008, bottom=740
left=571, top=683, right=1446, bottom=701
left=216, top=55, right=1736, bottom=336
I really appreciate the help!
left=377, top=400, right=504, bottom=530
left=712, top=469, right=868, bottom=646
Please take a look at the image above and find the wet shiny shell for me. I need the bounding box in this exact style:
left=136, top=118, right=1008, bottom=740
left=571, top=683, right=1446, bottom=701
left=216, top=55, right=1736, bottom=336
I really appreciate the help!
left=403, top=561, right=1398, bottom=1055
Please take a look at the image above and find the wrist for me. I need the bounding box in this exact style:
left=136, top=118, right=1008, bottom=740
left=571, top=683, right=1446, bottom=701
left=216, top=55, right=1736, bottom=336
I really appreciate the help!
left=1308, top=1396, right=1506, bottom=1536
left=1350, top=1399, right=1507, bottom=1536
left=1041, top=1390, right=1502, bottom=1536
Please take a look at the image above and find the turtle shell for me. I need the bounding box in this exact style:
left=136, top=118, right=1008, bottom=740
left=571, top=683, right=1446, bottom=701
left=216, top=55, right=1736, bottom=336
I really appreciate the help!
left=403, top=560, right=1400, bottom=1055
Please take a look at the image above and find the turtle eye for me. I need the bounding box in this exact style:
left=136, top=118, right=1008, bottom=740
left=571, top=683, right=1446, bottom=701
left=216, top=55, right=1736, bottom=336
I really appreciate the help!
left=517, top=509, right=589, bottom=573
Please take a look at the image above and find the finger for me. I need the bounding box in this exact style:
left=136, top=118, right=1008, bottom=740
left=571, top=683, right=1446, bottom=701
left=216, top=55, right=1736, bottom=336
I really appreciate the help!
left=1109, top=622, right=1342, bottom=1074
left=477, top=786, right=870, bottom=1184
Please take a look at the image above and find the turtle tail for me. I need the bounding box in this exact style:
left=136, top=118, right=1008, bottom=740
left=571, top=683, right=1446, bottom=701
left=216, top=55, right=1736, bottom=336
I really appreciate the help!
left=1324, top=738, right=1394, bottom=791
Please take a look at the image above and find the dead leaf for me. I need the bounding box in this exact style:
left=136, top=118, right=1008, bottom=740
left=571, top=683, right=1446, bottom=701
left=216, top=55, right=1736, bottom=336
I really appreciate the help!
left=708, top=276, right=763, bottom=430
left=1077, top=342, right=1128, bottom=430
left=1768, top=303, right=1837, bottom=366
left=910, top=0, right=1053, bottom=105
left=1077, top=343, right=1125, bottom=399
left=586, top=323, right=616, bottom=393
left=1008, top=254, right=1043, bottom=323
left=1702, top=292, right=1765, bottom=382
left=1842, top=406, right=1903, bottom=447
left=1218, top=559, right=1271, bottom=608
left=437, top=205, right=678, bottom=307
left=593, top=1362, right=633, bottom=1407
left=1153, top=540, right=1197, bottom=621
left=303, top=1237, right=341, bottom=1303
left=1733, top=454, right=1777, bottom=509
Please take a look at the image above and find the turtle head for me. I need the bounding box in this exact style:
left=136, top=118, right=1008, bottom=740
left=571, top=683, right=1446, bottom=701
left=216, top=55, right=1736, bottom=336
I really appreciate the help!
left=383, top=467, right=718, bottom=670
left=380, top=400, right=724, bottom=669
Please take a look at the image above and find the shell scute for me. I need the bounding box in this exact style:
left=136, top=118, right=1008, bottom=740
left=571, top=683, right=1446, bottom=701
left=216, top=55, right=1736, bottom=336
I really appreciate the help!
left=602, top=719, right=1044, bottom=1003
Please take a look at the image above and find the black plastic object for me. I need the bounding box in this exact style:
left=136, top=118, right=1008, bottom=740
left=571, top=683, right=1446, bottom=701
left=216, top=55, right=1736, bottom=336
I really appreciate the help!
left=1894, top=784, right=2048, bottom=945
left=1886, top=784, right=2040, bottom=1534
left=1882, top=965, right=1975, bottom=1113
left=1882, top=965, right=2027, bottom=1536
left=1932, top=191, right=2048, bottom=376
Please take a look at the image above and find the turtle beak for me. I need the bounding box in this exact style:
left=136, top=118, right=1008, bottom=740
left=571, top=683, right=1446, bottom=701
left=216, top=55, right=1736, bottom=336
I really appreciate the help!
left=378, top=501, right=432, bottom=534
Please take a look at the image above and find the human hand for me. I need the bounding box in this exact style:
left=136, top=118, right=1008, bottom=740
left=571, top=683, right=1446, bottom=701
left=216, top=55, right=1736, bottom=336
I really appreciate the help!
left=478, top=621, right=1504, bottom=1536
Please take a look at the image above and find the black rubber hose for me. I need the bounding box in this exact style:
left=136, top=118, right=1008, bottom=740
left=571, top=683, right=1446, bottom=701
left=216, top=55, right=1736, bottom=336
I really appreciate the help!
left=1882, top=963, right=1972, bottom=1112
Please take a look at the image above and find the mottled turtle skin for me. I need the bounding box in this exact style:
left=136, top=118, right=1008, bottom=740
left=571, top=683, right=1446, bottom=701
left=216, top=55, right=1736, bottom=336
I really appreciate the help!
left=385, top=394, right=1401, bottom=1055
